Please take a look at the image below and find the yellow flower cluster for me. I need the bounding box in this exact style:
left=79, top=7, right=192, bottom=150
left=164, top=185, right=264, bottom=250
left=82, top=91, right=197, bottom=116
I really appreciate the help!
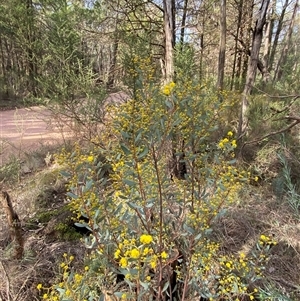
left=126, top=54, right=156, bottom=84
left=113, top=234, right=168, bottom=278
left=162, top=81, right=176, bottom=96
left=259, top=234, right=277, bottom=246
left=190, top=239, right=220, bottom=278
left=140, top=234, right=153, bottom=244
left=218, top=131, right=237, bottom=150
left=188, top=162, right=248, bottom=231
left=218, top=254, right=256, bottom=299
left=37, top=253, right=88, bottom=301
left=55, top=144, right=104, bottom=218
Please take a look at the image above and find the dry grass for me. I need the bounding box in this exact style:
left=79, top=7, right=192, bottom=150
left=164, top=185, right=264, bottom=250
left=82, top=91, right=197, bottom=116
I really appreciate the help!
left=0, top=239, right=86, bottom=301
left=214, top=185, right=300, bottom=299
left=0, top=158, right=86, bottom=301
left=1, top=172, right=299, bottom=300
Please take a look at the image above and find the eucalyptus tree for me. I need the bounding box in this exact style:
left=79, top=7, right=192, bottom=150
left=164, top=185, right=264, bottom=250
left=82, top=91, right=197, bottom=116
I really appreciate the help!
left=273, top=0, right=299, bottom=83
left=238, top=0, right=270, bottom=137
left=217, top=0, right=226, bottom=91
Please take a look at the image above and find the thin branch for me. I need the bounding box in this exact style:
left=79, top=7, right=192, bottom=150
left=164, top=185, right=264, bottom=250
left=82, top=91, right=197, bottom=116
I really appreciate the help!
left=13, top=258, right=43, bottom=301
left=0, top=260, right=11, bottom=301
left=242, top=117, right=300, bottom=148
left=252, top=88, right=300, bottom=101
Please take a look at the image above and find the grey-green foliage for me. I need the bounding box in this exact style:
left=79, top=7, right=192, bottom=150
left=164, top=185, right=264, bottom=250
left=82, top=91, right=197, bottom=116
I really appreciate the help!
left=0, top=156, right=21, bottom=183
left=258, top=283, right=297, bottom=301
left=277, top=152, right=300, bottom=218
left=37, top=1, right=94, bottom=104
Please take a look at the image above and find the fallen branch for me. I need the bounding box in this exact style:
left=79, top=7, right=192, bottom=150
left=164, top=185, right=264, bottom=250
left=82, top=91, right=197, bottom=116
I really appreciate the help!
left=241, top=115, right=300, bottom=149
left=1, top=191, right=24, bottom=260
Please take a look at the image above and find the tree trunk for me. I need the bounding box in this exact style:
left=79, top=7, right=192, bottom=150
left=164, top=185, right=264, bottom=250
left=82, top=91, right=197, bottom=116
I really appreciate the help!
left=179, top=0, right=188, bottom=47
left=199, top=33, right=204, bottom=83
left=107, top=38, right=119, bottom=89
left=163, top=0, right=175, bottom=83
left=273, top=0, right=298, bottom=83
left=230, top=0, right=243, bottom=90
left=26, top=0, right=37, bottom=96
left=0, top=35, right=9, bottom=97
left=262, top=0, right=274, bottom=85
left=241, top=0, right=254, bottom=87
left=217, top=0, right=226, bottom=91
left=238, top=0, right=270, bottom=138
left=268, top=0, right=289, bottom=72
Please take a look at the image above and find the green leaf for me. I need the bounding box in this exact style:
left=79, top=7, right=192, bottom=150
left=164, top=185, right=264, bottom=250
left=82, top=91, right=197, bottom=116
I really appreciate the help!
left=83, top=179, right=93, bottom=192
left=183, top=223, right=195, bottom=235
left=228, top=159, right=237, bottom=164
left=124, top=179, right=136, bottom=186
left=60, top=170, right=71, bottom=178
left=138, top=147, right=149, bottom=159
left=140, top=281, right=149, bottom=290
left=194, top=233, right=202, bottom=241
left=74, top=222, right=86, bottom=228
left=120, top=143, right=131, bottom=155
left=165, top=99, right=173, bottom=109
left=135, top=131, right=142, bottom=143
left=205, top=228, right=212, bottom=235
left=127, top=201, right=142, bottom=210
left=67, top=192, right=78, bottom=199
left=161, top=281, right=169, bottom=293
left=98, top=294, right=105, bottom=301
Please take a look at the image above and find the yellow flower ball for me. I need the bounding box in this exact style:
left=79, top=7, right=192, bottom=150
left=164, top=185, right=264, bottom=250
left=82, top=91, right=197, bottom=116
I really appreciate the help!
left=130, top=248, right=140, bottom=259
left=119, top=257, right=128, bottom=268
left=36, top=283, right=42, bottom=290
left=87, top=155, right=94, bottom=163
left=161, top=251, right=168, bottom=259
left=140, top=234, right=153, bottom=244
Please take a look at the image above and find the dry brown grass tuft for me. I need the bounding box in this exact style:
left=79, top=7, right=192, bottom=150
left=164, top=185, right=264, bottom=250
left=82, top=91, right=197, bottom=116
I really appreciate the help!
left=213, top=185, right=300, bottom=298
left=0, top=239, right=86, bottom=301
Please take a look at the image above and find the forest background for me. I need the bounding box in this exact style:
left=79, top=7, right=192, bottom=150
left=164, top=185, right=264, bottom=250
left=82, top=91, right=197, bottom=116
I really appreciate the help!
left=0, top=0, right=300, bottom=300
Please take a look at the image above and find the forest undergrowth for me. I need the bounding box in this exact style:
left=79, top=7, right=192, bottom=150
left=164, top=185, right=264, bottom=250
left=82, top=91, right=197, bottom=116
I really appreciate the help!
left=1, top=53, right=300, bottom=301
left=35, top=56, right=300, bottom=300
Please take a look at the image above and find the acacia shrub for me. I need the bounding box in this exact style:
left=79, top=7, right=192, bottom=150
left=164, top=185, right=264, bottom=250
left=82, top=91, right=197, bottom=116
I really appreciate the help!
left=38, top=52, right=276, bottom=301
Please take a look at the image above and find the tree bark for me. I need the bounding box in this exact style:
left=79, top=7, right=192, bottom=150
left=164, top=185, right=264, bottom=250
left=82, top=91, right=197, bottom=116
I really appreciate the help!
left=107, top=37, right=119, bottom=89
left=230, top=0, right=243, bottom=90
left=241, top=0, right=254, bottom=87
left=217, top=0, right=226, bottom=91
left=25, top=0, right=37, bottom=96
left=238, top=0, right=270, bottom=138
left=261, top=0, right=274, bottom=85
left=163, top=0, right=175, bottom=82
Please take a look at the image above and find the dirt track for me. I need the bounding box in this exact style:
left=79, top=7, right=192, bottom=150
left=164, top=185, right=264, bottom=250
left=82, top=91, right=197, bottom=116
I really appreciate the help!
left=0, top=107, right=69, bottom=164
left=0, top=92, right=129, bottom=165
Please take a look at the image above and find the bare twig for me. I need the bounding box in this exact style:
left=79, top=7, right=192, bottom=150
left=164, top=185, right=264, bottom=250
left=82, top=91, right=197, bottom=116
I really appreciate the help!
left=269, top=95, right=300, bottom=114
left=242, top=116, right=300, bottom=149
left=13, top=259, right=42, bottom=301
left=252, top=88, right=299, bottom=100
left=0, top=260, right=11, bottom=301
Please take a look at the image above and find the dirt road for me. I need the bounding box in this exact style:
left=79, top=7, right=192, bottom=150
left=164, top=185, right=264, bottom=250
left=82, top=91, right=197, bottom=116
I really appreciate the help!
left=0, top=92, right=129, bottom=165
left=0, top=107, right=69, bottom=164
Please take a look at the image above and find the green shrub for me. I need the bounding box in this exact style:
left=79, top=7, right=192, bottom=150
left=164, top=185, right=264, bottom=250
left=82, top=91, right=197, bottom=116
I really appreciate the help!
left=38, top=53, right=275, bottom=301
